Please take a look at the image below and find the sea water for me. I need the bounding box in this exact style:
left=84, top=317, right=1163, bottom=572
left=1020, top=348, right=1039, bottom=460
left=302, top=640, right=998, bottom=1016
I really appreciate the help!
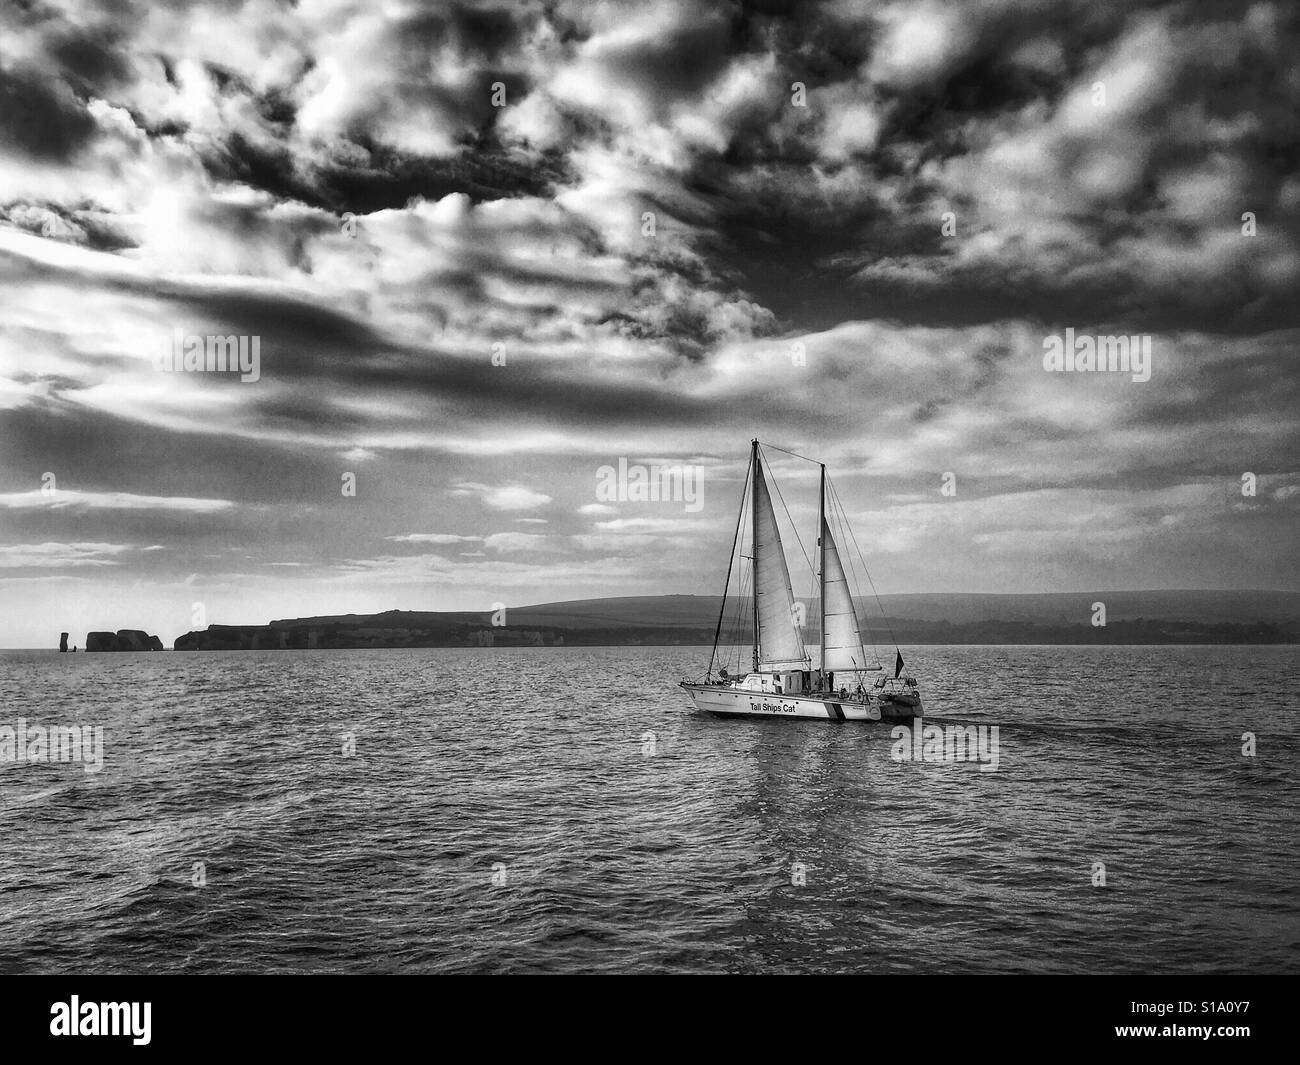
left=0, top=645, right=1295, bottom=974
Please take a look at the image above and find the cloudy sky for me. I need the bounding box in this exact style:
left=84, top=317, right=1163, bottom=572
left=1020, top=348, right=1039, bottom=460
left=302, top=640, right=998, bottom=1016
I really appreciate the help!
left=1, top=0, right=1298, bottom=647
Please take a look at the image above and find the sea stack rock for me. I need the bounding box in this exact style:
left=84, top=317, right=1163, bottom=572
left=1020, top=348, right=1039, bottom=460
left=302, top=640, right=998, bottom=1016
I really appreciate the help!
left=85, top=629, right=165, bottom=651
left=59, top=632, right=69, bottom=652
left=116, top=629, right=151, bottom=651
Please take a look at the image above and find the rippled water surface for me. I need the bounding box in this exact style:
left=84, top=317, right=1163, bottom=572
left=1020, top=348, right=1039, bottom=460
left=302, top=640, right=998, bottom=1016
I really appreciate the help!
left=0, top=645, right=1296, bottom=974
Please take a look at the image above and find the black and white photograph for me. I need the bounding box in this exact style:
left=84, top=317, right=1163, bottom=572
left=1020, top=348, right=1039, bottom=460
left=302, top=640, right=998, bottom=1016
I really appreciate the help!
left=0, top=0, right=1296, bottom=1027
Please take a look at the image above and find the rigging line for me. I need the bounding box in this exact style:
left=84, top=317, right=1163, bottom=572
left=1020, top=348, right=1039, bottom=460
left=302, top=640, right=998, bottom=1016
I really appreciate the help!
left=826, top=475, right=885, bottom=664
left=730, top=532, right=749, bottom=644
left=731, top=563, right=751, bottom=672
left=821, top=475, right=873, bottom=665
left=708, top=458, right=750, bottom=679
left=828, top=475, right=900, bottom=654
left=721, top=557, right=750, bottom=675
left=828, top=481, right=862, bottom=628
left=828, top=475, right=882, bottom=670
left=756, top=441, right=823, bottom=466
left=828, top=476, right=879, bottom=654
left=723, top=497, right=752, bottom=675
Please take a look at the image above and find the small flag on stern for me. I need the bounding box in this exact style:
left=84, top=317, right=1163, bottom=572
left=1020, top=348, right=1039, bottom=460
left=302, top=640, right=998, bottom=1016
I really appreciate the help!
left=894, top=651, right=905, bottom=678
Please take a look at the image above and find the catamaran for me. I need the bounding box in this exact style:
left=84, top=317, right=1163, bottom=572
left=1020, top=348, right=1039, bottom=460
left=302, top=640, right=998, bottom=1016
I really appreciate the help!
left=680, top=439, right=922, bottom=722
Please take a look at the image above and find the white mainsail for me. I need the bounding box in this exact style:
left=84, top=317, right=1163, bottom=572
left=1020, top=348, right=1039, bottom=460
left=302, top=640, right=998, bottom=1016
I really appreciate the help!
left=820, top=517, right=868, bottom=671
left=752, top=458, right=808, bottom=669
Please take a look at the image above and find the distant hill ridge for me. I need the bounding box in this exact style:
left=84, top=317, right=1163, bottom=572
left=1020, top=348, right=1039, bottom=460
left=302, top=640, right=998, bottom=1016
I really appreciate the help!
left=493, top=590, right=1300, bottom=628
left=169, top=590, right=1300, bottom=649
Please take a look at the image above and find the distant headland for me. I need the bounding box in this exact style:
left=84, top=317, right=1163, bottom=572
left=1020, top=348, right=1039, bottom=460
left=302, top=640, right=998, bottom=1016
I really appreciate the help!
left=169, top=590, right=1300, bottom=649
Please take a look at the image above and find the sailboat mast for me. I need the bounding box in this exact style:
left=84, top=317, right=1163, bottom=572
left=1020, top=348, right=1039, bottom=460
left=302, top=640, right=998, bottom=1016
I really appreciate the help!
left=750, top=439, right=760, bottom=672
left=817, top=463, right=826, bottom=682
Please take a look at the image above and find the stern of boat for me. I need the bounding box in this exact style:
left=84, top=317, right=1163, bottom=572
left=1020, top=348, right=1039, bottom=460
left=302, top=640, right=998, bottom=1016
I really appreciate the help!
left=875, top=675, right=924, bottom=720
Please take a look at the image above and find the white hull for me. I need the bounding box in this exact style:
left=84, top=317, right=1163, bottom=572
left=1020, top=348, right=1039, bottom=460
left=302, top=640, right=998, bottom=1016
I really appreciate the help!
left=681, top=682, right=922, bottom=722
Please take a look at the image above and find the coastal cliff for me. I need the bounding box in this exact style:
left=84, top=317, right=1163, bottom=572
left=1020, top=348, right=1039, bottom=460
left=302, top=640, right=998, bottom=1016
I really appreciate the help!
left=173, top=611, right=569, bottom=650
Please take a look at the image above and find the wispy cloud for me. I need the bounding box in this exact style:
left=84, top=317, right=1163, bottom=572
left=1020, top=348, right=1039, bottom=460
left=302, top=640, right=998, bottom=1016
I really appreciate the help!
left=450, top=483, right=552, bottom=511
left=0, top=542, right=134, bottom=568
left=0, top=490, right=237, bottom=512
left=385, top=533, right=481, bottom=544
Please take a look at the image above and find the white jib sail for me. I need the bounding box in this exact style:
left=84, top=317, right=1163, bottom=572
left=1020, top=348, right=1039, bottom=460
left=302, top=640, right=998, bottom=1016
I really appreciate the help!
left=821, top=517, right=868, bottom=671
left=753, top=460, right=808, bottom=670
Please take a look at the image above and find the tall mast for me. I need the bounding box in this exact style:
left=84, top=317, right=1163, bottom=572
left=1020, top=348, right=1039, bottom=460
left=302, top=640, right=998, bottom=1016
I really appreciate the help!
left=750, top=439, right=760, bottom=672
left=817, top=462, right=826, bottom=683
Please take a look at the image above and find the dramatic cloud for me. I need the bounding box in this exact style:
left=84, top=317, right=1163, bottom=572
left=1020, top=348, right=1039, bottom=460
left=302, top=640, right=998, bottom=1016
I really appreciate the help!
left=1, top=0, right=1297, bottom=645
